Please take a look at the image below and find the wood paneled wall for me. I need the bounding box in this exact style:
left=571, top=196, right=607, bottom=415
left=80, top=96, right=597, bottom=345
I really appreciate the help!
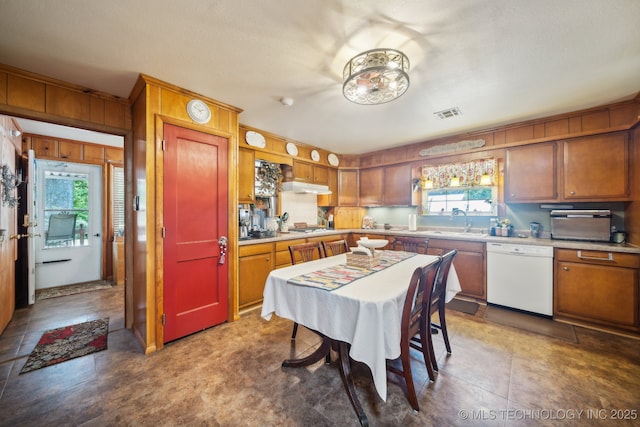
left=128, top=74, right=241, bottom=354
left=0, top=64, right=130, bottom=133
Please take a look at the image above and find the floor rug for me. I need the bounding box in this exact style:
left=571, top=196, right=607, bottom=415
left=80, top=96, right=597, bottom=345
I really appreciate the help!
left=446, top=298, right=479, bottom=315
left=36, top=280, right=114, bottom=301
left=484, top=306, right=577, bottom=343
left=20, top=317, right=109, bottom=374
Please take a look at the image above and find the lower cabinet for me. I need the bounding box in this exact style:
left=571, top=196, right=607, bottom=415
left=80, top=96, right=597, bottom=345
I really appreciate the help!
left=238, top=243, right=274, bottom=310
left=427, top=239, right=486, bottom=300
left=554, top=249, right=639, bottom=331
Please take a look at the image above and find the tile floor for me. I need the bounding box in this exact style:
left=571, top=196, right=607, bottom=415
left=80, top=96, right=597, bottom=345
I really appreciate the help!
left=1, top=285, right=639, bottom=426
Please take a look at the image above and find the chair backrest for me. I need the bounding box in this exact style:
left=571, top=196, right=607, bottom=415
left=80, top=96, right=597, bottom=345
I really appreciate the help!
left=392, top=236, right=429, bottom=253
left=429, top=250, right=458, bottom=310
left=322, top=239, right=349, bottom=257
left=288, top=242, right=324, bottom=265
left=401, top=258, right=442, bottom=341
left=46, top=213, right=77, bottom=242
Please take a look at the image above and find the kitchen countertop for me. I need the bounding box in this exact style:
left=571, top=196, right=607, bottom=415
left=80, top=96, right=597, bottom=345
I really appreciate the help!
left=239, top=227, right=640, bottom=254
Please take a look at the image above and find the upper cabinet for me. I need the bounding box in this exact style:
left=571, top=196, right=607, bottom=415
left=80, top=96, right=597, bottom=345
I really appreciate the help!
left=359, top=164, right=412, bottom=206
left=292, top=160, right=329, bottom=185
left=359, top=167, right=384, bottom=206
left=239, top=147, right=255, bottom=203
left=383, top=163, right=412, bottom=206
left=505, top=142, right=557, bottom=202
left=505, top=132, right=630, bottom=203
left=318, top=167, right=338, bottom=206
left=338, top=169, right=359, bottom=206
left=563, top=132, right=629, bottom=200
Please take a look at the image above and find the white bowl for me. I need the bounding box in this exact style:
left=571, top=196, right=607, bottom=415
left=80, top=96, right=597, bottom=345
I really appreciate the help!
left=357, top=239, right=388, bottom=249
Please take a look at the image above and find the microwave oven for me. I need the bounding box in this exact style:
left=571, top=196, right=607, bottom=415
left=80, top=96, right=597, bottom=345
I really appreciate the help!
left=550, top=209, right=611, bottom=242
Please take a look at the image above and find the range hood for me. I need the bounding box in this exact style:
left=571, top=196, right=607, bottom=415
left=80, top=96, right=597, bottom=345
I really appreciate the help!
left=281, top=181, right=332, bottom=194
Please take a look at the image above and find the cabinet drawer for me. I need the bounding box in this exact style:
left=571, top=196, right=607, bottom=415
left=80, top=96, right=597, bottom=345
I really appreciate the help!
left=427, top=238, right=484, bottom=253
left=239, top=242, right=273, bottom=257
left=275, top=238, right=307, bottom=252
left=555, top=249, right=639, bottom=268
left=275, top=250, right=292, bottom=267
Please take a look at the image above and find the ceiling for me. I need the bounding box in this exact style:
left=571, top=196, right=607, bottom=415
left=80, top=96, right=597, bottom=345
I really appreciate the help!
left=1, top=0, right=639, bottom=155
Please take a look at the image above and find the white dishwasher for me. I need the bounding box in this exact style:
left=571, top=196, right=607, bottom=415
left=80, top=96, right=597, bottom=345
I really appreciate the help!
left=486, top=242, right=554, bottom=316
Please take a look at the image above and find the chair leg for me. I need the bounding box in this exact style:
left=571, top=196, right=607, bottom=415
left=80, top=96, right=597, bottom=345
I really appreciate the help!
left=420, top=326, right=436, bottom=382
left=439, top=305, right=452, bottom=354
left=291, top=322, right=299, bottom=340
left=399, top=344, right=420, bottom=411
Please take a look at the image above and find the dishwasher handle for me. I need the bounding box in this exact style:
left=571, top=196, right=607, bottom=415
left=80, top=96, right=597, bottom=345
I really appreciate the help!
left=577, top=250, right=614, bottom=262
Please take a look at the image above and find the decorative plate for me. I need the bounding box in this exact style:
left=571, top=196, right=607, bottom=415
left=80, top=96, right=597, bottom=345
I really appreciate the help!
left=328, top=153, right=339, bottom=166
left=311, top=149, right=320, bottom=162
left=245, top=131, right=266, bottom=148
left=286, top=142, right=298, bottom=156
left=362, top=216, right=375, bottom=229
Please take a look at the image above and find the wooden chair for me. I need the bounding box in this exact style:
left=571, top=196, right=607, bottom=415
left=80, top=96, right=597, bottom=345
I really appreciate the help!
left=386, top=257, right=441, bottom=411
left=288, top=242, right=324, bottom=340
left=322, top=239, right=349, bottom=257
left=392, top=236, right=429, bottom=253
left=412, top=249, right=458, bottom=381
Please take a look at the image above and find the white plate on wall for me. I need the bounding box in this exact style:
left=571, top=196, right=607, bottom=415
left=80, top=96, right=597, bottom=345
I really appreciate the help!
left=311, top=149, right=320, bottom=162
left=328, top=153, right=339, bottom=166
left=245, top=131, right=266, bottom=148
left=286, top=142, right=298, bottom=156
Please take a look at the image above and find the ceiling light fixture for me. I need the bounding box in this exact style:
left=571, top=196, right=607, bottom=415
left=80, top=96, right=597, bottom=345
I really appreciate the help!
left=342, top=48, right=410, bottom=105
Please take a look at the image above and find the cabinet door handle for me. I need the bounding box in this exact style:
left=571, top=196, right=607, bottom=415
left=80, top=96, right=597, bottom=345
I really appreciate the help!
left=577, top=251, right=614, bottom=262
left=563, top=266, right=569, bottom=271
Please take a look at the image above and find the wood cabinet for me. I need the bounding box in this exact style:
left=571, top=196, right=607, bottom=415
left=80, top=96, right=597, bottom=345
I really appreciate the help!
left=554, top=248, right=639, bottom=331
left=238, top=147, right=256, bottom=203
left=59, top=140, right=83, bottom=161
left=427, top=239, right=486, bottom=300
left=318, top=167, right=338, bottom=206
left=238, top=243, right=274, bottom=310
left=359, top=167, right=384, bottom=206
left=293, top=160, right=313, bottom=182
left=383, top=163, right=412, bottom=206
left=505, top=142, right=557, bottom=202
left=358, top=164, right=411, bottom=206
left=292, top=160, right=329, bottom=185
left=32, top=136, right=58, bottom=158
left=338, top=169, right=358, bottom=206
left=505, top=132, right=630, bottom=203
left=562, top=132, right=629, bottom=200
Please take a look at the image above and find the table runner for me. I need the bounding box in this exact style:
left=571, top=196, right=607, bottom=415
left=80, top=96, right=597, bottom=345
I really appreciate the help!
left=287, top=250, right=417, bottom=291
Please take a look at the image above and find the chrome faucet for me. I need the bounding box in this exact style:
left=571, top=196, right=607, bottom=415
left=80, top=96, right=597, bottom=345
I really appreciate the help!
left=451, top=208, right=472, bottom=232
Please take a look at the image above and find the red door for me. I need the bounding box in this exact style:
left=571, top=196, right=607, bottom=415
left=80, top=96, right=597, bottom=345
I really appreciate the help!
left=163, top=124, right=228, bottom=342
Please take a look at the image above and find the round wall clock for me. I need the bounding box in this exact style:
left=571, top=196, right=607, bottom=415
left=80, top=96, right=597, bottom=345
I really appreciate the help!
left=186, top=99, right=211, bottom=124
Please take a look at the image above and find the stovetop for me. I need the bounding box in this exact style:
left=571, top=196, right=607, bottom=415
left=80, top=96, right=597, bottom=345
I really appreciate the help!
left=289, top=227, right=328, bottom=233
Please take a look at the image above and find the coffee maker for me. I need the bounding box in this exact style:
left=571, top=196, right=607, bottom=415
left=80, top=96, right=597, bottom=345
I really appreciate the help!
left=239, top=205, right=251, bottom=238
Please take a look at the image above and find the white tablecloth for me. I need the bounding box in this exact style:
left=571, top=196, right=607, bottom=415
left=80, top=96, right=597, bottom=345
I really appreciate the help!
left=261, top=253, right=461, bottom=401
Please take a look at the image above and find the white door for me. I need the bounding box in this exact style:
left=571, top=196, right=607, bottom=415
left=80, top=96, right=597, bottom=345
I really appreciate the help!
left=34, top=160, right=102, bottom=289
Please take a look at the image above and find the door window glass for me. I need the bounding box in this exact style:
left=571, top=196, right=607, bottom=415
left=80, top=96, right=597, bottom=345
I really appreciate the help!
left=43, top=170, right=90, bottom=248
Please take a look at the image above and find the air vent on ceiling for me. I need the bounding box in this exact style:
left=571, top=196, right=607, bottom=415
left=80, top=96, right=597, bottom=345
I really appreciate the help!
left=434, top=107, right=462, bottom=119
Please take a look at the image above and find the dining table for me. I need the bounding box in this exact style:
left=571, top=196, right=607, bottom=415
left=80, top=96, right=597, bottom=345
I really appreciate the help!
left=260, top=250, right=462, bottom=425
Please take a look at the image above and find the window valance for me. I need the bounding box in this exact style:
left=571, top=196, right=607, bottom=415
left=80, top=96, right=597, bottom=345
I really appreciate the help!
left=421, top=158, right=496, bottom=189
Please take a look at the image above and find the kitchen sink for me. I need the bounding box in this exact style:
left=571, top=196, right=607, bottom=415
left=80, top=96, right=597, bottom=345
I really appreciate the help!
left=425, top=230, right=488, bottom=238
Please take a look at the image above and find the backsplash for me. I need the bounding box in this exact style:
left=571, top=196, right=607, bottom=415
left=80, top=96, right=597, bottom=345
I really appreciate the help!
left=366, top=202, right=627, bottom=234
left=280, top=192, right=318, bottom=226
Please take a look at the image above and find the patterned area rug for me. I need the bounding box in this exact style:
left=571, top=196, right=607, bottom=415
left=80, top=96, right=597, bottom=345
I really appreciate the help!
left=20, top=318, right=109, bottom=374
left=36, top=280, right=114, bottom=301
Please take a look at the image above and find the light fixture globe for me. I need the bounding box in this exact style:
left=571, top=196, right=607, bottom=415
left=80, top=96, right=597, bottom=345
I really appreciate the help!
left=343, top=48, right=410, bottom=105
